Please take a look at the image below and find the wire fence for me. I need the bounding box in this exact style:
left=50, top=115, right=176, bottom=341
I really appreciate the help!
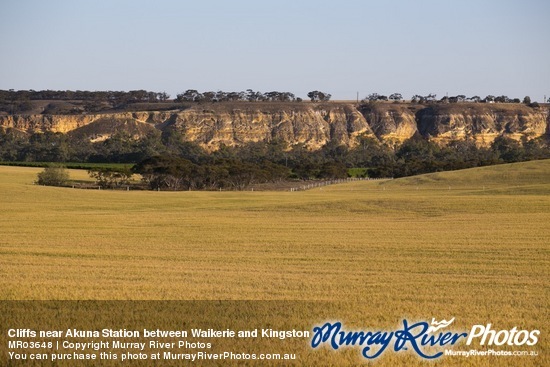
left=289, top=177, right=393, bottom=192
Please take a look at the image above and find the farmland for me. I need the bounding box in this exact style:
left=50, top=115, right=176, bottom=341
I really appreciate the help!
left=0, top=161, right=548, bottom=366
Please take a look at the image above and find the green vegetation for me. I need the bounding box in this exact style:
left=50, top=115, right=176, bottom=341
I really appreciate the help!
left=306, top=90, right=331, bottom=102
left=2, top=89, right=546, bottom=115
left=1, top=89, right=549, bottom=192
left=347, top=167, right=368, bottom=178
left=87, top=167, right=133, bottom=189
left=2, top=126, right=549, bottom=191
left=132, top=155, right=290, bottom=191
left=36, top=165, right=69, bottom=186
left=0, top=89, right=173, bottom=114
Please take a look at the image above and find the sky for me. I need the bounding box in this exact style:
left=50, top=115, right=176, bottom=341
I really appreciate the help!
left=1, top=0, right=549, bottom=101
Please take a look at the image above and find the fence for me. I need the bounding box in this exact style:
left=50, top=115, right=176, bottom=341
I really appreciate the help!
left=66, top=178, right=393, bottom=192
left=289, top=177, right=392, bottom=192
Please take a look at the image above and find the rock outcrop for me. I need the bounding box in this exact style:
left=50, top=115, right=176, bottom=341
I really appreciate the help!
left=415, top=104, right=549, bottom=145
left=0, top=103, right=548, bottom=150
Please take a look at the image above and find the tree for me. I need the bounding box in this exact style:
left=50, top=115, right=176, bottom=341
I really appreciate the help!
left=318, top=162, right=348, bottom=179
left=523, top=136, right=550, bottom=160
left=494, top=95, right=510, bottom=103
left=133, top=155, right=198, bottom=190
left=245, top=89, right=261, bottom=102
left=202, top=91, right=217, bottom=102
left=158, top=92, right=170, bottom=101
left=0, top=128, right=28, bottom=161
left=263, top=91, right=282, bottom=101
left=425, top=93, right=437, bottom=102
left=223, top=160, right=262, bottom=190
left=491, top=136, right=523, bottom=162
left=88, top=167, right=133, bottom=189
left=176, top=89, right=202, bottom=102
left=468, top=96, right=481, bottom=103
left=365, top=93, right=380, bottom=102
left=411, top=94, right=436, bottom=103
left=22, top=132, right=71, bottom=162
left=307, top=91, right=331, bottom=102
left=523, top=96, right=531, bottom=104
left=389, top=93, right=403, bottom=102
left=363, top=93, right=389, bottom=102
left=36, top=165, right=70, bottom=186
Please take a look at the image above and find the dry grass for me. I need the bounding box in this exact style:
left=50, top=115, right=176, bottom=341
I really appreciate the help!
left=0, top=161, right=548, bottom=366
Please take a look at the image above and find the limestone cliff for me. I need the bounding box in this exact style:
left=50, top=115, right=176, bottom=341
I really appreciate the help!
left=0, top=103, right=548, bottom=150
left=357, top=104, right=419, bottom=145
left=167, top=105, right=375, bottom=150
left=415, top=104, right=549, bottom=145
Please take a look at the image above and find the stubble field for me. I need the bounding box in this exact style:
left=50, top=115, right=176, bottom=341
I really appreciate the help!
left=0, top=160, right=548, bottom=366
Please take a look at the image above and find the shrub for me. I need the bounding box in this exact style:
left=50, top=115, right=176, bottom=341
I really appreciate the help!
left=36, top=165, right=70, bottom=186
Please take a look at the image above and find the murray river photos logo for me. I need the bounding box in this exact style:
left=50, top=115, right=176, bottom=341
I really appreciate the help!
left=311, top=318, right=540, bottom=360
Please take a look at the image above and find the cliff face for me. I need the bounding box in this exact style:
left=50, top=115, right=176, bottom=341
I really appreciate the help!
left=0, top=103, right=548, bottom=150
left=358, top=105, right=418, bottom=145
left=169, top=105, right=375, bottom=150
left=416, top=105, right=549, bottom=145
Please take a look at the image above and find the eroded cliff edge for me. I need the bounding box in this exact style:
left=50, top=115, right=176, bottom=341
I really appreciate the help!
left=1, top=103, right=548, bottom=150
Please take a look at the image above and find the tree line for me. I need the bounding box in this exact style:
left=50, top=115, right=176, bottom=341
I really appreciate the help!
left=0, top=89, right=333, bottom=114
left=175, top=89, right=333, bottom=103
left=0, top=89, right=173, bottom=114
left=2, top=89, right=547, bottom=115
left=0, top=89, right=170, bottom=103
left=364, top=92, right=544, bottom=106
left=4, top=126, right=549, bottom=190
left=0, top=89, right=334, bottom=103
left=129, top=135, right=549, bottom=190
left=0, top=89, right=332, bottom=113
left=2, top=89, right=547, bottom=105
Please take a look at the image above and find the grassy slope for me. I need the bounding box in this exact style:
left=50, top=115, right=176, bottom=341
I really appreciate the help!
left=0, top=161, right=548, bottom=365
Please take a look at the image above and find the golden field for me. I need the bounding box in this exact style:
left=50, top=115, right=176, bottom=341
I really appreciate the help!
left=0, top=161, right=548, bottom=366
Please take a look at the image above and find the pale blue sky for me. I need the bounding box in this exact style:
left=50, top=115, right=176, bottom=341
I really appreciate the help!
left=1, top=0, right=548, bottom=101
